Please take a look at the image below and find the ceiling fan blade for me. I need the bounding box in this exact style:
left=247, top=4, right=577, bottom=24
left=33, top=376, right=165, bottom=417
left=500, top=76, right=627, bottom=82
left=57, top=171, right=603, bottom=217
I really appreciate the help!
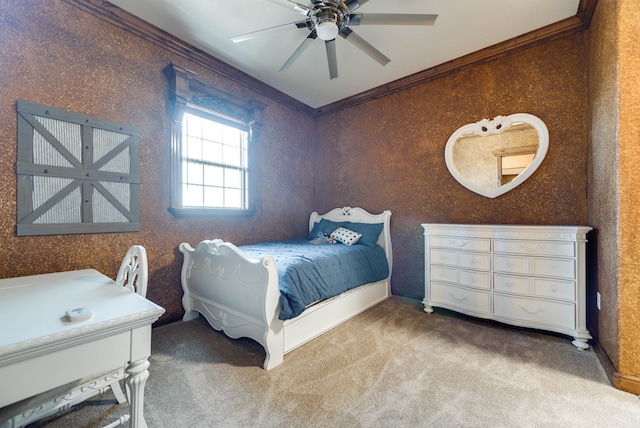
left=279, top=32, right=317, bottom=72
left=268, top=0, right=312, bottom=16
left=343, top=0, right=370, bottom=13
left=231, top=20, right=307, bottom=43
left=349, top=13, right=438, bottom=26
left=325, top=39, right=338, bottom=80
left=340, top=27, right=390, bottom=66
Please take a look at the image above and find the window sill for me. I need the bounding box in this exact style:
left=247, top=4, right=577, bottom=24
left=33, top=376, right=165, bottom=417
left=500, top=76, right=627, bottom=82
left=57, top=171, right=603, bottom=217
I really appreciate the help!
left=168, top=207, right=257, bottom=219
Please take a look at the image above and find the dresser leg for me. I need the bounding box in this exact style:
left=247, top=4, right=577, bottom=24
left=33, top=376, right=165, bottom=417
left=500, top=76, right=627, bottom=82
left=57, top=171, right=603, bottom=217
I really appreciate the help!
left=126, top=358, right=150, bottom=428
left=572, top=338, right=590, bottom=350
left=422, top=300, right=433, bottom=314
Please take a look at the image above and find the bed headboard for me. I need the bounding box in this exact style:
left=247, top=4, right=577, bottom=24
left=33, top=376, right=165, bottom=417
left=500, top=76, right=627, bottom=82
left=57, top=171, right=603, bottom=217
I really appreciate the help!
left=309, top=207, right=393, bottom=275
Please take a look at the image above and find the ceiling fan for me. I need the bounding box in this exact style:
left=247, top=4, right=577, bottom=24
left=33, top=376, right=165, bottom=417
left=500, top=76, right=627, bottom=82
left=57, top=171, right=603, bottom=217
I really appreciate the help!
left=231, top=0, right=438, bottom=80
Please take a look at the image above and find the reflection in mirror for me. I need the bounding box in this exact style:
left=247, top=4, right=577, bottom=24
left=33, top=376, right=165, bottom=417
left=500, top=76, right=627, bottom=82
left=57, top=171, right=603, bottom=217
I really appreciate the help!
left=445, top=113, right=549, bottom=198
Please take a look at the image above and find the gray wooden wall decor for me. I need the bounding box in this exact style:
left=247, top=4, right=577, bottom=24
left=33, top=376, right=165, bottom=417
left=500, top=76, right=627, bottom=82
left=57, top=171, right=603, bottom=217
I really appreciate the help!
left=16, top=100, right=141, bottom=236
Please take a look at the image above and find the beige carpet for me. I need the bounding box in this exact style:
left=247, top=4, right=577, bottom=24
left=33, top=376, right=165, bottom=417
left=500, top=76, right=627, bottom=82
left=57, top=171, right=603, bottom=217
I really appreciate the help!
left=27, top=296, right=640, bottom=427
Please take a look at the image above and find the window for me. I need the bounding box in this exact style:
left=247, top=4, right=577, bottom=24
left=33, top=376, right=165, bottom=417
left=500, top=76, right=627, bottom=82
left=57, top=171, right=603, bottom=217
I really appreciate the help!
left=181, top=110, right=249, bottom=210
left=164, top=63, right=266, bottom=218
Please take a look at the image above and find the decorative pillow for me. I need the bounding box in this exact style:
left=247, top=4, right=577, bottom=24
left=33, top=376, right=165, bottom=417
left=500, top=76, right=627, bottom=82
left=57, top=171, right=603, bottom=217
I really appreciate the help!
left=330, top=227, right=362, bottom=245
left=308, top=218, right=348, bottom=240
left=345, top=222, right=384, bottom=247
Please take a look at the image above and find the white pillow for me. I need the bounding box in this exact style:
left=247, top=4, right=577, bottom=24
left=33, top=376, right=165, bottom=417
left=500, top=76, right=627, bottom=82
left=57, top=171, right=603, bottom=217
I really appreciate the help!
left=330, top=227, right=362, bottom=245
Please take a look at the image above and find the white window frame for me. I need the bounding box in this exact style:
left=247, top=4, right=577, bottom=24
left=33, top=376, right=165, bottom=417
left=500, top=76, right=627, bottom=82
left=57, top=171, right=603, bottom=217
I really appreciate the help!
left=181, top=109, right=249, bottom=210
left=164, top=63, right=265, bottom=218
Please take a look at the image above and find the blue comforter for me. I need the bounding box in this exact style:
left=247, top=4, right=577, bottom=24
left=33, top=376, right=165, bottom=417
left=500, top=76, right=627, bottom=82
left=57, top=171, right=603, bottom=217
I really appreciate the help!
left=240, top=240, right=389, bottom=320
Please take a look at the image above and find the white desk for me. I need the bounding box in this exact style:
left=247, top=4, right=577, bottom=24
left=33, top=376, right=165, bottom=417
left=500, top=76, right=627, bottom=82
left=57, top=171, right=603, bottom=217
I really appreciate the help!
left=0, top=269, right=165, bottom=427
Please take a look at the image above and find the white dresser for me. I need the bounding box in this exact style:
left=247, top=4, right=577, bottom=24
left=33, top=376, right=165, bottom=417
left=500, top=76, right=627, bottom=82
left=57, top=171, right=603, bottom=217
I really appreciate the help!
left=422, top=224, right=592, bottom=349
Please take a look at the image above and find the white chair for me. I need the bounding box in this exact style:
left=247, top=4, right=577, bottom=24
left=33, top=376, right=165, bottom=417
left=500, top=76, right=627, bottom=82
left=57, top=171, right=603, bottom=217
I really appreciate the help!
left=108, top=245, right=149, bottom=405
left=116, top=245, right=149, bottom=298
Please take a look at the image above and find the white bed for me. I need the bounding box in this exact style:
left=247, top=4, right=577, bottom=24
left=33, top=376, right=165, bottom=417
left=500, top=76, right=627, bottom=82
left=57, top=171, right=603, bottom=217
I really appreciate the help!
left=178, top=207, right=392, bottom=369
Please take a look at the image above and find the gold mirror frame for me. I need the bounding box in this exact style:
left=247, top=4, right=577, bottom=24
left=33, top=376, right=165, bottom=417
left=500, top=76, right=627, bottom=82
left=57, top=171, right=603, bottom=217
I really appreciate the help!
left=444, top=113, right=549, bottom=198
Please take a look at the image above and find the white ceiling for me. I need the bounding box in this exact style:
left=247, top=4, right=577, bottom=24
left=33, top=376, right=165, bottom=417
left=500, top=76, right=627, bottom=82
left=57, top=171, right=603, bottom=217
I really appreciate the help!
left=107, top=0, right=581, bottom=109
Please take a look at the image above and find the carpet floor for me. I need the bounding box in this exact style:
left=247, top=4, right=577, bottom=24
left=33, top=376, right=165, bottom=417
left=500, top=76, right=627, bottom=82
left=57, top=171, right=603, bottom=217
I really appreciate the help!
left=27, top=296, right=640, bottom=427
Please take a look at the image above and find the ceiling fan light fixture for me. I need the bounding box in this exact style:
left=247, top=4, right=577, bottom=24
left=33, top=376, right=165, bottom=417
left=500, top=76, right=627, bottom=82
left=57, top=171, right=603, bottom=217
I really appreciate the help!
left=316, top=16, right=339, bottom=41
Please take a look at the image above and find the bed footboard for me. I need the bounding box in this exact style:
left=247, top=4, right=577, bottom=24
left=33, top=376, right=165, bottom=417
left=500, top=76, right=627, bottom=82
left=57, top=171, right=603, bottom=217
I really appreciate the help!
left=179, top=239, right=284, bottom=369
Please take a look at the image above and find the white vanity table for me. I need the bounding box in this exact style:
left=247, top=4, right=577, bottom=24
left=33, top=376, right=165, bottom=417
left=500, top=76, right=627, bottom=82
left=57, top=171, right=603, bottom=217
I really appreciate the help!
left=422, top=224, right=592, bottom=349
left=0, top=269, right=165, bottom=427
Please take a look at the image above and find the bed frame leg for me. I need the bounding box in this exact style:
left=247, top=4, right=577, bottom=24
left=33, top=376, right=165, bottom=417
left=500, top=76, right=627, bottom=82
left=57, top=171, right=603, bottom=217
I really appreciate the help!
left=183, top=310, right=199, bottom=321
left=263, top=350, right=283, bottom=370
left=182, top=295, right=199, bottom=321
left=263, top=323, right=284, bottom=370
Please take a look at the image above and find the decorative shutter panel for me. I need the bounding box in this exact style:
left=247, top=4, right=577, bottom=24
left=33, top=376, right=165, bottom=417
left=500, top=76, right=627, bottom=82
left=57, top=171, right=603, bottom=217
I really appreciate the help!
left=16, top=100, right=141, bottom=236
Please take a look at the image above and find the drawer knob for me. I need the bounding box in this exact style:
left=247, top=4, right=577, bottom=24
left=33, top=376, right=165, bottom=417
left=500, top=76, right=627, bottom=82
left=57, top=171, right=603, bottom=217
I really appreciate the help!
left=506, top=281, right=515, bottom=288
left=449, top=291, right=469, bottom=301
left=518, top=305, right=545, bottom=315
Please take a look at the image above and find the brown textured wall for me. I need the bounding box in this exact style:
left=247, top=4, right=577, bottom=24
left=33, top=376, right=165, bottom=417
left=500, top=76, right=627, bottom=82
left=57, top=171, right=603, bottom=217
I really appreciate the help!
left=616, top=0, right=640, bottom=379
left=315, top=34, right=589, bottom=301
left=588, top=0, right=640, bottom=390
left=0, top=0, right=315, bottom=325
left=587, top=0, right=621, bottom=367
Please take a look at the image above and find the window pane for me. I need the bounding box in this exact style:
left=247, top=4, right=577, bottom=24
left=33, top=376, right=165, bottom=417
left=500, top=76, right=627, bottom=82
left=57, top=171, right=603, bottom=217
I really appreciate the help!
left=185, top=161, right=203, bottom=185
left=184, top=135, right=202, bottom=160
left=185, top=114, right=203, bottom=139
left=202, top=141, right=222, bottom=163
left=204, top=186, right=223, bottom=207
left=204, top=164, right=224, bottom=186
left=224, top=188, right=242, bottom=208
left=225, top=168, right=241, bottom=188
left=183, top=184, right=203, bottom=207
left=201, top=118, right=221, bottom=142
left=223, top=127, right=241, bottom=148
left=223, top=144, right=241, bottom=167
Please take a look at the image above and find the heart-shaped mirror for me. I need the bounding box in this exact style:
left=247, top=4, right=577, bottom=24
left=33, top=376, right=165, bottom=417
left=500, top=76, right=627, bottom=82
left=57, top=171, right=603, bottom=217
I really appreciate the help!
left=444, top=113, right=549, bottom=198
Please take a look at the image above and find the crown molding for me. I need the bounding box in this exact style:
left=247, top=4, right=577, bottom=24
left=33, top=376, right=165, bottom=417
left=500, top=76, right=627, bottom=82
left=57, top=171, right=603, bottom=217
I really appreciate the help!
left=60, top=0, right=316, bottom=116
left=61, top=0, right=597, bottom=118
left=315, top=0, right=598, bottom=116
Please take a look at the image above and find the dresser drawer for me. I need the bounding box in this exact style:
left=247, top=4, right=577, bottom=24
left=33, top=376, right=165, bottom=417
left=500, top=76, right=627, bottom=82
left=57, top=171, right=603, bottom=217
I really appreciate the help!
left=493, top=255, right=575, bottom=279
left=430, top=248, right=458, bottom=266
left=430, top=266, right=491, bottom=289
left=493, top=254, right=529, bottom=274
left=459, top=269, right=491, bottom=289
left=430, top=265, right=458, bottom=283
left=494, top=239, right=575, bottom=257
left=431, top=282, right=491, bottom=314
left=532, top=258, right=575, bottom=279
left=533, top=278, right=576, bottom=301
left=494, top=294, right=576, bottom=330
left=459, top=252, right=491, bottom=270
left=494, top=273, right=530, bottom=294
left=430, top=236, right=491, bottom=252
